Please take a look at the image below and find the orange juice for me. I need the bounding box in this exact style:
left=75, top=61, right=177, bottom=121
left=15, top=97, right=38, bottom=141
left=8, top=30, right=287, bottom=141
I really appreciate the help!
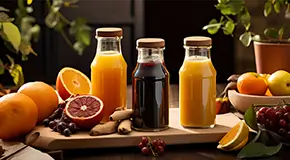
left=179, top=36, right=216, bottom=128
left=91, top=51, right=127, bottom=122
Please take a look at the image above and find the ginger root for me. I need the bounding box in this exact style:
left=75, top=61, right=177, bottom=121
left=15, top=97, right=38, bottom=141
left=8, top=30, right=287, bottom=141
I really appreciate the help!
left=118, top=119, right=132, bottom=135
left=89, top=121, right=119, bottom=136
left=109, top=110, right=133, bottom=121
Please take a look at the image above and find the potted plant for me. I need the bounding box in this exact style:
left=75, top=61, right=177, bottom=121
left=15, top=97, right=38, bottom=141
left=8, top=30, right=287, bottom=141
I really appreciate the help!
left=203, top=0, right=290, bottom=74
left=0, top=0, right=91, bottom=91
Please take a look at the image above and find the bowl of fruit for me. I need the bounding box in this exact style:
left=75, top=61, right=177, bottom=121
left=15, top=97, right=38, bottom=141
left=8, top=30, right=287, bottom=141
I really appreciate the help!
left=227, top=70, right=290, bottom=113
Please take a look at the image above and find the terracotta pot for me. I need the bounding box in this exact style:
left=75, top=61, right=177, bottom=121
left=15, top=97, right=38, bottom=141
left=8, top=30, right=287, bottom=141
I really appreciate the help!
left=253, top=41, right=290, bottom=74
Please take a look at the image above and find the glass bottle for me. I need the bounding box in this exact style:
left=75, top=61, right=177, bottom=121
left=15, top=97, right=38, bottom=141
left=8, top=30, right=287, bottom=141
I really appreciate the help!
left=132, top=38, right=170, bottom=131
left=90, top=27, right=127, bottom=122
left=179, top=36, right=216, bottom=128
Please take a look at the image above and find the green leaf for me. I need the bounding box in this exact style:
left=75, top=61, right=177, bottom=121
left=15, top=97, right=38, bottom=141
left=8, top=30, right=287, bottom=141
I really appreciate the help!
left=239, top=7, right=251, bottom=31
left=223, top=21, right=235, bottom=35
left=63, top=0, right=79, bottom=7
left=237, top=143, right=282, bottom=159
left=218, top=0, right=229, bottom=3
left=264, top=1, right=272, bottom=17
left=19, top=41, right=37, bottom=56
left=202, top=19, right=221, bottom=35
left=21, top=55, right=28, bottom=61
left=73, top=41, right=86, bottom=56
left=0, top=7, right=10, bottom=12
left=45, top=11, right=59, bottom=28
left=52, top=0, right=64, bottom=12
left=0, top=12, right=14, bottom=22
left=6, top=54, right=15, bottom=67
left=9, top=64, right=24, bottom=86
left=278, top=27, right=284, bottom=39
left=26, top=6, right=33, bottom=13
left=244, top=105, right=258, bottom=131
left=252, top=35, right=261, bottom=41
left=69, top=17, right=87, bottom=35
left=0, top=58, right=4, bottom=75
left=216, top=0, right=244, bottom=15
left=239, top=32, right=252, bottom=47
left=2, top=22, right=21, bottom=52
left=264, top=28, right=279, bottom=39
left=76, top=29, right=91, bottom=46
left=29, top=25, right=41, bottom=42
left=274, top=2, right=280, bottom=13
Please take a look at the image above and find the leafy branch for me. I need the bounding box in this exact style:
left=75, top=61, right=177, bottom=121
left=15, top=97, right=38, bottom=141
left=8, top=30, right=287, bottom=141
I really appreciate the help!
left=0, top=0, right=91, bottom=86
left=203, top=0, right=290, bottom=47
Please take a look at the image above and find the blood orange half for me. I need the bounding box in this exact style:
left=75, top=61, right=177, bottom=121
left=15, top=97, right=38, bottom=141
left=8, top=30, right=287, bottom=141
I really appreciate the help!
left=65, top=95, right=104, bottom=130
left=56, top=67, right=91, bottom=100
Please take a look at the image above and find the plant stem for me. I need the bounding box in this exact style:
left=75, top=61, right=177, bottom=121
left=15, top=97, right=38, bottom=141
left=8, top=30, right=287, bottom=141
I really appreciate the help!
left=60, top=29, right=73, bottom=48
left=58, top=13, right=70, bottom=25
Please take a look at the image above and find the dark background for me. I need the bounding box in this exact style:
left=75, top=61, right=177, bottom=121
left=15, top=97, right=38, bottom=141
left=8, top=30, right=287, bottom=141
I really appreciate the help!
left=0, top=0, right=234, bottom=85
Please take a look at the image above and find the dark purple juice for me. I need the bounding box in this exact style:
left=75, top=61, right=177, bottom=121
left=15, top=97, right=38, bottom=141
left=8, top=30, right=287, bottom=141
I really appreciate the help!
left=132, top=62, right=169, bottom=131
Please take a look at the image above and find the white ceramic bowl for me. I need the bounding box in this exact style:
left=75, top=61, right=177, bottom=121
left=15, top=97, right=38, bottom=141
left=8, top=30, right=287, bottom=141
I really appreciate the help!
left=228, top=90, right=290, bottom=113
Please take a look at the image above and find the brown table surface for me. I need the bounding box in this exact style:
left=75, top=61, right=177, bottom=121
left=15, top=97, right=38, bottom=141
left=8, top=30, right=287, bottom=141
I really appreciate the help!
left=59, top=84, right=289, bottom=160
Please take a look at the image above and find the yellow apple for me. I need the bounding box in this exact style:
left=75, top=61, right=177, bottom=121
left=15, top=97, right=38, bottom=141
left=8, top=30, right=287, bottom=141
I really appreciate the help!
left=268, top=70, right=290, bottom=96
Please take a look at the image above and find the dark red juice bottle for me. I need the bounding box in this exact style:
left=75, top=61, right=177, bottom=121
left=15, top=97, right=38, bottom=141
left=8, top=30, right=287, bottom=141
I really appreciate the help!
left=132, top=38, right=170, bottom=131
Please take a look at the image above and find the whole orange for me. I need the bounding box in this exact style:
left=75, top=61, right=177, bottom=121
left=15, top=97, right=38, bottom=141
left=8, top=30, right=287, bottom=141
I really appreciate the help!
left=0, top=93, right=38, bottom=140
left=237, top=72, right=268, bottom=95
left=18, top=81, right=59, bottom=123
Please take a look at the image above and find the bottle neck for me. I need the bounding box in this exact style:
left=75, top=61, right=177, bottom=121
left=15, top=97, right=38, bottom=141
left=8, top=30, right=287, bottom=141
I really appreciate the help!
left=96, top=37, right=122, bottom=54
left=137, top=48, right=164, bottom=64
left=184, top=46, right=211, bottom=60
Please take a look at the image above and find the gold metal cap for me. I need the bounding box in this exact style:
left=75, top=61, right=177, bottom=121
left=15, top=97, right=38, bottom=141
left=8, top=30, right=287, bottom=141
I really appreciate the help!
left=184, top=36, right=212, bottom=46
left=136, top=38, right=165, bottom=48
left=96, top=27, right=123, bottom=37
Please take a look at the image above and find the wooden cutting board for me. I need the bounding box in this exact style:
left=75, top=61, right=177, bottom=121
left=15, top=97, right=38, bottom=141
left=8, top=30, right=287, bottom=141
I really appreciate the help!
left=26, top=108, right=241, bottom=150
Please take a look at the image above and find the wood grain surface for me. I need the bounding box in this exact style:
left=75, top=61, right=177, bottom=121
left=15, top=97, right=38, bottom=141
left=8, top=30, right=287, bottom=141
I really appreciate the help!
left=51, top=84, right=290, bottom=160
left=29, top=109, right=240, bottom=150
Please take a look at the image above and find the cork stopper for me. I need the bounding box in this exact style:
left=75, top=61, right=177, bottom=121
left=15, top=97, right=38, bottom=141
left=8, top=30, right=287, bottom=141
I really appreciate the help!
left=137, top=38, right=165, bottom=48
left=96, top=27, right=123, bottom=37
left=184, top=36, right=212, bottom=46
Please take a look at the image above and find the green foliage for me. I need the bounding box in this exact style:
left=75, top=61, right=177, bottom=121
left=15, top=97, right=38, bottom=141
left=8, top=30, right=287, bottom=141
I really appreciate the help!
left=0, top=0, right=92, bottom=86
left=203, top=0, right=290, bottom=47
left=240, top=105, right=284, bottom=159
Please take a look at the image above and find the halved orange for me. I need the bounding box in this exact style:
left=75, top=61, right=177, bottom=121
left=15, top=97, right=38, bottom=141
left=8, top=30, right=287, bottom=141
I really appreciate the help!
left=217, top=120, right=249, bottom=151
left=56, top=67, right=91, bottom=100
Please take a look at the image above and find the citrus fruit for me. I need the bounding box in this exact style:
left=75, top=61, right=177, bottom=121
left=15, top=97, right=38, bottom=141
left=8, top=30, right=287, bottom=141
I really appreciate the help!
left=217, top=121, right=249, bottom=150
left=265, top=88, right=272, bottom=96
left=18, top=81, right=59, bottom=123
left=237, top=72, right=268, bottom=95
left=218, top=136, right=248, bottom=151
left=0, top=93, right=38, bottom=140
left=64, top=95, right=104, bottom=129
left=56, top=67, right=92, bottom=101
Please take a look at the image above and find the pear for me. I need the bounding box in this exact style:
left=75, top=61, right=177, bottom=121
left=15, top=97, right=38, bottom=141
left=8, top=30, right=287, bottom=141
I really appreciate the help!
left=268, top=70, right=290, bottom=96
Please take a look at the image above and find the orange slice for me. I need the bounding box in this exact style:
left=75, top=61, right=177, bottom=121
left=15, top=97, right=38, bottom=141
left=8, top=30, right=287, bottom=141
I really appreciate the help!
left=56, top=67, right=91, bottom=100
left=217, top=120, right=249, bottom=151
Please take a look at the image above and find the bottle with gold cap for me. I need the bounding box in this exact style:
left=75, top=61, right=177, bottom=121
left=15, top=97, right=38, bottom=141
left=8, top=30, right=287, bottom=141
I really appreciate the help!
left=91, top=27, right=127, bottom=122
left=179, top=36, right=216, bottom=128
left=132, top=38, right=169, bottom=131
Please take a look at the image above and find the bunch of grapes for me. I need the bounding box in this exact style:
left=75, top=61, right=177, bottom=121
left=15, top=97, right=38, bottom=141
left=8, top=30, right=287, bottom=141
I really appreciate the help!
left=42, top=101, right=79, bottom=137
left=257, top=105, right=290, bottom=139
left=138, top=137, right=166, bottom=156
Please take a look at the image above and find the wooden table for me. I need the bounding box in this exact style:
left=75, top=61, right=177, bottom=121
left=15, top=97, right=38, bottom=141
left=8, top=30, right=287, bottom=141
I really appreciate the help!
left=58, top=84, right=289, bottom=160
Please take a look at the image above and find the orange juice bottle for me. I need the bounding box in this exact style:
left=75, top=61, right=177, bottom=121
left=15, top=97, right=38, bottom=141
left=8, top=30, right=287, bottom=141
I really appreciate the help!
left=179, top=36, right=216, bottom=128
left=91, top=28, right=127, bottom=122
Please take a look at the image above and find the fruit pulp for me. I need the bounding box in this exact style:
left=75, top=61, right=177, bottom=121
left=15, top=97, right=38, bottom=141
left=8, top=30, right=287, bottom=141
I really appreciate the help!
left=132, top=62, right=169, bottom=131
left=179, top=56, right=216, bottom=128
left=91, top=51, right=127, bottom=122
